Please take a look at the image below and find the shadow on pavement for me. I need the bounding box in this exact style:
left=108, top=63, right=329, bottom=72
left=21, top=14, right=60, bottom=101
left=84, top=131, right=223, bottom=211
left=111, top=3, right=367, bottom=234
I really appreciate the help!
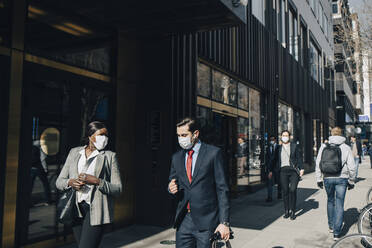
left=296, top=198, right=319, bottom=217
left=231, top=188, right=318, bottom=230
left=341, top=207, right=359, bottom=236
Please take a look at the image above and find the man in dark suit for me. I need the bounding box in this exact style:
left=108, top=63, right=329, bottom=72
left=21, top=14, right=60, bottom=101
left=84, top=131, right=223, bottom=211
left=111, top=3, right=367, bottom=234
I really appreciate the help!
left=265, top=135, right=281, bottom=202
left=168, top=117, right=230, bottom=248
left=277, top=130, right=303, bottom=220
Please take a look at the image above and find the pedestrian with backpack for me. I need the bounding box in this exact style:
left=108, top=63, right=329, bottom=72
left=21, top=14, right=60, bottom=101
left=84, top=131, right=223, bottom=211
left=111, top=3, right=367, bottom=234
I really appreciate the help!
left=315, top=127, right=357, bottom=241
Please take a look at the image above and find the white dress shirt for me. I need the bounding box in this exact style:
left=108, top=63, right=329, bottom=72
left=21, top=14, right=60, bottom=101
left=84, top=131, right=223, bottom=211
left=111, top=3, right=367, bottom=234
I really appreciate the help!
left=77, top=148, right=99, bottom=204
left=184, top=140, right=202, bottom=176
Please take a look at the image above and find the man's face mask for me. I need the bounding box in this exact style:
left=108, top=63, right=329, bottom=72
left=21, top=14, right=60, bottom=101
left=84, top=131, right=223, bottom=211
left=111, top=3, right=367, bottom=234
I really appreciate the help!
left=178, top=133, right=196, bottom=150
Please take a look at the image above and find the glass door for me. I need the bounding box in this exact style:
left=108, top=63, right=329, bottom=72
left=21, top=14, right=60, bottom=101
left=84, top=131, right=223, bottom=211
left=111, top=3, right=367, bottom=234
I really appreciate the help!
left=17, top=62, right=113, bottom=245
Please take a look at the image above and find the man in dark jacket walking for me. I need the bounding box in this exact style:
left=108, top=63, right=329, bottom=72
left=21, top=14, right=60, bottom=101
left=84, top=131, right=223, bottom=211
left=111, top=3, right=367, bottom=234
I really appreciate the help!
left=168, top=117, right=230, bottom=248
left=265, top=135, right=281, bottom=202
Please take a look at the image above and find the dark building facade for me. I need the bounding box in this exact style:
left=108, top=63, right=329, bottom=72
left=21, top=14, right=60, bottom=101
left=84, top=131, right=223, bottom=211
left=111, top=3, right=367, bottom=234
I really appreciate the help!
left=0, top=0, right=335, bottom=247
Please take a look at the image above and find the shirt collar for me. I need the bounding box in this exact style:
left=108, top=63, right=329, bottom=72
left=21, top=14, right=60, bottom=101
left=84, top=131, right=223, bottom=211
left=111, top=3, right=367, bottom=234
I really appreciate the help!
left=191, top=140, right=202, bottom=154
left=79, top=146, right=100, bottom=160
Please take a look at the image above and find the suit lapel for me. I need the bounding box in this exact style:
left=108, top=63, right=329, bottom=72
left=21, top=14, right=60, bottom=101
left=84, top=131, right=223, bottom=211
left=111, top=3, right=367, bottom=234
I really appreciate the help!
left=74, top=148, right=83, bottom=177
left=178, top=150, right=189, bottom=186
left=94, top=151, right=105, bottom=178
left=190, top=143, right=207, bottom=185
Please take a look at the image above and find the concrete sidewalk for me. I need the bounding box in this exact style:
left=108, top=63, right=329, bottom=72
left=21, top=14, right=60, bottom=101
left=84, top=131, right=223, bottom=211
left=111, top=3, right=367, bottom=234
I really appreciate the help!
left=62, top=158, right=372, bottom=248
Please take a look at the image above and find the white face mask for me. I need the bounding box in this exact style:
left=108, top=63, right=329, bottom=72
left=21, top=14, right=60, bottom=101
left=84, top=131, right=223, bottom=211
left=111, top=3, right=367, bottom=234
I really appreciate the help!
left=93, top=135, right=108, bottom=150
left=281, top=136, right=289, bottom=143
left=178, top=135, right=195, bottom=150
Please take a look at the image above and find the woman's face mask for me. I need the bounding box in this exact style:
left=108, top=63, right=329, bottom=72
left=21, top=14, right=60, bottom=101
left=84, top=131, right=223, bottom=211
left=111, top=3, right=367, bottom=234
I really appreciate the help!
left=93, top=135, right=108, bottom=150
left=281, top=136, right=289, bottom=144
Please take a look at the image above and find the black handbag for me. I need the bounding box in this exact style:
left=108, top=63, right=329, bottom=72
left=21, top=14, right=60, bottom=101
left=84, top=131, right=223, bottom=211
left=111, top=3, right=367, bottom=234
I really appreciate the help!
left=57, top=188, right=76, bottom=225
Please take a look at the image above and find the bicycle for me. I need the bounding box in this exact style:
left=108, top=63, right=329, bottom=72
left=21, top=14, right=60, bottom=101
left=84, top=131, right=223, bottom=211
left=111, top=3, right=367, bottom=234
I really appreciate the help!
left=366, top=187, right=372, bottom=205
left=331, top=234, right=372, bottom=248
left=358, top=203, right=372, bottom=247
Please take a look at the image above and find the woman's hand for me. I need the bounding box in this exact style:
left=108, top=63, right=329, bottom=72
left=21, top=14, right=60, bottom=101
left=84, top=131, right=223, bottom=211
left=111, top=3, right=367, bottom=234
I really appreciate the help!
left=68, top=179, right=85, bottom=190
left=299, top=169, right=305, bottom=177
left=78, top=173, right=100, bottom=186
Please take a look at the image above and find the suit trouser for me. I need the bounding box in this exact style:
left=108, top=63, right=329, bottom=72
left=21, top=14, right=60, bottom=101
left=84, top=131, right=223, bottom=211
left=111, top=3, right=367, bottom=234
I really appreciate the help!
left=176, top=213, right=213, bottom=248
left=72, top=202, right=104, bottom=248
left=280, top=167, right=299, bottom=212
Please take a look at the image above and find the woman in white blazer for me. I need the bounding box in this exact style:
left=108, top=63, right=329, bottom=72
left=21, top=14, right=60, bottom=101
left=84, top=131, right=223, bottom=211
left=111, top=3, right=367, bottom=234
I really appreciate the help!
left=56, top=121, right=122, bottom=248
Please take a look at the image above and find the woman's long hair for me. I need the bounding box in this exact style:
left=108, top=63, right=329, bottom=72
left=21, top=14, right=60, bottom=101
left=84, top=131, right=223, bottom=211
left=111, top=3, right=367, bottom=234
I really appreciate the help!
left=83, top=121, right=107, bottom=145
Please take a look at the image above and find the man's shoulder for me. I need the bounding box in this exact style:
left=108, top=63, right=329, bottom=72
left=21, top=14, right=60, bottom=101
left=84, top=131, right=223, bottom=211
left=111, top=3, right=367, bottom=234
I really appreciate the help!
left=202, top=143, right=221, bottom=153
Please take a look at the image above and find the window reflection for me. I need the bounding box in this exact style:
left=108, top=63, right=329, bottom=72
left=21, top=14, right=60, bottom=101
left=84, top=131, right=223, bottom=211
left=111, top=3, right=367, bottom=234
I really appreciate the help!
left=197, top=62, right=211, bottom=98
left=248, top=89, right=262, bottom=184
left=0, top=0, right=11, bottom=47
left=212, top=70, right=237, bottom=106
left=238, top=83, right=249, bottom=110
left=278, top=102, right=294, bottom=136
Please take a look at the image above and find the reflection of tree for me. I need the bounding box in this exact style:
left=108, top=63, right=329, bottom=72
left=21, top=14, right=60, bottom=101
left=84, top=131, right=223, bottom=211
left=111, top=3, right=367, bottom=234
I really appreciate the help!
left=221, top=76, right=231, bottom=104
left=80, top=88, right=105, bottom=142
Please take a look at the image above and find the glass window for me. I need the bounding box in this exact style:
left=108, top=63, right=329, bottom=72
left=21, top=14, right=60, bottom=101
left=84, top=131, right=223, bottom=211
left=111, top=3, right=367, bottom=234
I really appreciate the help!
left=289, top=8, right=298, bottom=61
left=238, top=83, right=249, bottom=110
left=248, top=89, right=262, bottom=184
left=0, top=0, right=11, bottom=47
left=237, top=117, right=249, bottom=185
left=281, top=0, right=286, bottom=46
left=289, top=10, right=294, bottom=56
left=309, top=40, right=320, bottom=82
left=332, top=3, right=338, bottom=14
left=212, top=70, right=237, bottom=106
left=197, top=62, right=211, bottom=98
left=252, top=0, right=265, bottom=25
left=300, top=24, right=307, bottom=67
left=278, top=102, right=294, bottom=136
left=23, top=76, right=113, bottom=244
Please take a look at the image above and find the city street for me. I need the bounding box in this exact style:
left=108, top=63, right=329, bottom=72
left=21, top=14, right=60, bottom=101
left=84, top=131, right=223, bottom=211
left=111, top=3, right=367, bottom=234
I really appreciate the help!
left=62, top=158, right=371, bottom=248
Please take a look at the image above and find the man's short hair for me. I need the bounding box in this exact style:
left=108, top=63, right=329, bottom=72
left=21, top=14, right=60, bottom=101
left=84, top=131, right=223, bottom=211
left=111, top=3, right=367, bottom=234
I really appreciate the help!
left=176, top=117, right=200, bottom=133
left=269, top=135, right=276, bottom=139
left=331, top=127, right=342, bottom=136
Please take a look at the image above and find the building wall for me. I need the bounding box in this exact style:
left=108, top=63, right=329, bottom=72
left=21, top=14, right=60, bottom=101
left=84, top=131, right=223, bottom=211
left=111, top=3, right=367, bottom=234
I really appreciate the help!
left=363, top=52, right=371, bottom=120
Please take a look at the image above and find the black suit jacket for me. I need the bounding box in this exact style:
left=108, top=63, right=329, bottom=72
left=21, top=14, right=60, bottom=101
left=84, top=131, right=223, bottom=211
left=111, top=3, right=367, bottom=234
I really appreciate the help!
left=168, top=143, right=230, bottom=231
left=277, top=143, right=303, bottom=170
left=265, top=144, right=279, bottom=173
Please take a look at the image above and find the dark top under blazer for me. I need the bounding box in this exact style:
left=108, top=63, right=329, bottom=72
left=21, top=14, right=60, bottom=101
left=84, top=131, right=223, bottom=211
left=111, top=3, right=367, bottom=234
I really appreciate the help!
left=168, top=143, right=230, bottom=231
left=277, top=143, right=303, bottom=170
left=265, top=144, right=279, bottom=173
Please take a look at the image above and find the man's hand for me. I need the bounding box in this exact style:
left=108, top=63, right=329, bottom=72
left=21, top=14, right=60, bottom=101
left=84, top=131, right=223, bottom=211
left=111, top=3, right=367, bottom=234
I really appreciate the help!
left=347, top=182, right=355, bottom=190
left=317, top=181, right=323, bottom=189
left=78, top=173, right=100, bottom=185
left=268, top=172, right=273, bottom=179
left=299, top=169, right=305, bottom=177
left=168, top=179, right=178, bottom=194
left=215, top=224, right=230, bottom=241
left=68, top=179, right=85, bottom=190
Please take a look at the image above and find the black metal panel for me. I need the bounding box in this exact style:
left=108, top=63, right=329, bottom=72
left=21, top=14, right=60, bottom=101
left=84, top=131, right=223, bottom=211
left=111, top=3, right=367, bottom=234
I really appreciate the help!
left=171, top=33, right=198, bottom=120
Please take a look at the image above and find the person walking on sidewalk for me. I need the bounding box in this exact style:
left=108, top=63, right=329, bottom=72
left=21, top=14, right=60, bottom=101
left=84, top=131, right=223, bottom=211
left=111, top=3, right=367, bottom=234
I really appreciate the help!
left=315, top=127, right=356, bottom=241
left=368, top=144, right=372, bottom=169
left=265, top=135, right=281, bottom=202
left=349, top=136, right=362, bottom=179
left=56, top=121, right=122, bottom=248
left=168, top=117, right=230, bottom=248
left=278, top=130, right=304, bottom=220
